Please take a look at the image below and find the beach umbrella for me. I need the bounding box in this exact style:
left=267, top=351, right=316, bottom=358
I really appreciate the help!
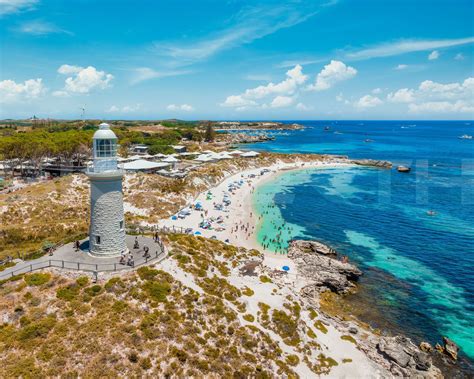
left=282, top=266, right=290, bottom=271
left=171, top=216, right=178, bottom=220
left=194, top=231, right=202, bottom=235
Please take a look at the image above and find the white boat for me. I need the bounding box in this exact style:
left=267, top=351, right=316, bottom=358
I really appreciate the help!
left=458, top=134, right=473, bottom=140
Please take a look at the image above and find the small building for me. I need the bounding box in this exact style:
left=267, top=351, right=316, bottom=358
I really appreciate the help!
left=241, top=151, right=260, bottom=158
left=123, top=159, right=170, bottom=173
left=171, top=145, right=187, bottom=153
left=131, top=144, right=149, bottom=155
left=162, top=155, right=179, bottom=169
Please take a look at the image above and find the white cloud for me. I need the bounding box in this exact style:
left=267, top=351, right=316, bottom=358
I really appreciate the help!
left=167, top=104, right=194, bottom=111
left=428, top=50, right=440, bottom=60
left=270, top=96, right=294, bottom=108
left=409, top=101, right=474, bottom=113
left=57, top=65, right=113, bottom=94
left=454, top=53, right=465, bottom=61
left=0, top=78, right=45, bottom=103
left=0, top=0, right=38, bottom=15
left=130, top=67, right=191, bottom=84
left=15, top=20, right=71, bottom=35
left=296, top=102, right=312, bottom=111
left=388, top=77, right=474, bottom=114
left=107, top=104, right=141, bottom=113
left=355, top=95, right=383, bottom=109
left=395, top=64, right=408, bottom=70
left=307, top=60, right=357, bottom=91
left=387, top=88, right=415, bottom=103
left=52, top=90, right=69, bottom=98
left=221, top=64, right=307, bottom=108
left=346, top=37, right=474, bottom=60
left=372, top=88, right=382, bottom=94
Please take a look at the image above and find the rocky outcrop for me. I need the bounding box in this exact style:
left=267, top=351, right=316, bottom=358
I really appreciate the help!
left=353, top=159, right=392, bottom=169
left=442, top=336, right=459, bottom=360
left=288, top=240, right=362, bottom=294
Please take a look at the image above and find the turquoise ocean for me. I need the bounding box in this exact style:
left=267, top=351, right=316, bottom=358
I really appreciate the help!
left=242, top=121, right=474, bottom=366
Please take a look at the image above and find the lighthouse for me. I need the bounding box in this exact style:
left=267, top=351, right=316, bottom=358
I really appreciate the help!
left=86, top=123, right=127, bottom=256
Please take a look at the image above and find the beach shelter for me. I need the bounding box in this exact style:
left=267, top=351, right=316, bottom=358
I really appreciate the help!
left=123, top=159, right=170, bottom=172
left=241, top=151, right=260, bottom=158
left=229, top=150, right=244, bottom=155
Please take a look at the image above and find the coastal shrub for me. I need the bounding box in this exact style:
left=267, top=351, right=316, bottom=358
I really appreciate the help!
left=140, top=357, right=152, bottom=370
left=142, top=281, right=171, bottom=302
left=24, top=272, right=51, bottom=286
left=104, top=277, right=127, bottom=294
left=307, top=328, right=317, bottom=339
left=137, top=266, right=160, bottom=281
left=340, top=335, right=357, bottom=344
left=76, top=276, right=89, bottom=287
left=308, top=308, right=318, bottom=320
left=56, top=284, right=80, bottom=301
left=271, top=310, right=300, bottom=346
left=285, top=354, right=300, bottom=366
left=84, top=285, right=102, bottom=297
left=259, top=275, right=272, bottom=283
left=342, top=358, right=352, bottom=363
left=243, top=314, right=255, bottom=322
left=242, top=287, right=254, bottom=296
left=18, top=315, right=56, bottom=340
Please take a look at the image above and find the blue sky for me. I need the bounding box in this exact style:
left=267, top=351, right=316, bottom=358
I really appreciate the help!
left=0, top=0, right=473, bottom=120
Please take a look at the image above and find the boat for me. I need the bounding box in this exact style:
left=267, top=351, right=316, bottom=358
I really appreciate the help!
left=397, top=165, right=411, bottom=173
left=364, top=139, right=374, bottom=143
left=324, top=126, right=331, bottom=131
left=427, top=210, right=437, bottom=216
left=458, top=134, right=473, bottom=140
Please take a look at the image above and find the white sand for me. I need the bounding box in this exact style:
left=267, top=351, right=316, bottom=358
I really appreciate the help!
left=158, top=159, right=352, bottom=273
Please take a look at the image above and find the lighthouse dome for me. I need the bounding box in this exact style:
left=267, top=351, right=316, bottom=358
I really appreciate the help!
left=93, top=123, right=117, bottom=140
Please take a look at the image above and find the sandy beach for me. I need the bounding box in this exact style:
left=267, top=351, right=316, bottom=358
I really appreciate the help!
left=158, top=158, right=352, bottom=273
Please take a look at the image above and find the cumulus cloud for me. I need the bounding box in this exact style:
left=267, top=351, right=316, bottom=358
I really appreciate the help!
left=355, top=95, right=383, bottom=109
left=0, top=78, right=45, bottom=103
left=57, top=64, right=113, bottom=94
left=395, top=64, right=408, bottom=70
left=167, top=104, right=194, bottom=111
left=372, top=88, right=382, bottom=94
left=270, top=96, right=294, bottom=108
left=428, top=50, right=440, bottom=60
left=221, top=65, right=307, bottom=108
left=387, top=88, right=415, bottom=103
left=388, top=77, right=474, bottom=114
left=107, top=104, right=141, bottom=113
left=0, top=0, right=38, bottom=15
left=307, top=60, right=357, bottom=91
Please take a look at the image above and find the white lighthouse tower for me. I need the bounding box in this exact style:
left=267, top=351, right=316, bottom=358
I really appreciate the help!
left=86, top=123, right=127, bottom=257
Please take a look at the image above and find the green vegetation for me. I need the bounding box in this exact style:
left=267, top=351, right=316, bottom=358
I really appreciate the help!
left=285, top=354, right=300, bottom=366
left=340, top=335, right=357, bottom=344
left=313, top=320, right=328, bottom=334
left=24, top=273, right=51, bottom=286
left=243, top=314, right=255, bottom=322
left=259, top=275, right=272, bottom=283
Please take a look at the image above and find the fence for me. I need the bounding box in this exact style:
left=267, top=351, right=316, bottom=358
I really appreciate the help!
left=0, top=243, right=166, bottom=281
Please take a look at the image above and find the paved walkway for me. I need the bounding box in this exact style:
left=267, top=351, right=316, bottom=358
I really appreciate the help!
left=0, top=235, right=166, bottom=280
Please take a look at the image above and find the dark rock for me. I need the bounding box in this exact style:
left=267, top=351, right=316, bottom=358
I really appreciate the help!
left=413, top=351, right=432, bottom=371
left=442, top=336, right=459, bottom=360
left=377, top=337, right=412, bottom=368
left=435, top=343, right=444, bottom=353
left=349, top=327, right=358, bottom=335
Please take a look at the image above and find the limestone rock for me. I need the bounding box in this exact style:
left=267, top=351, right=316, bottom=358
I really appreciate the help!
left=353, top=159, right=392, bottom=169
left=288, top=240, right=362, bottom=294
left=419, top=341, right=433, bottom=352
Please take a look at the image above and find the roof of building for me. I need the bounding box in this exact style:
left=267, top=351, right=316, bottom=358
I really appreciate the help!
left=93, top=123, right=118, bottom=140
left=241, top=151, right=260, bottom=157
left=162, top=156, right=179, bottom=163
left=123, top=159, right=170, bottom=171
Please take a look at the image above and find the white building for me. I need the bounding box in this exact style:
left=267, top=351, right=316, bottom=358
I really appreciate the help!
left=86, top=123, right=127, bottom=257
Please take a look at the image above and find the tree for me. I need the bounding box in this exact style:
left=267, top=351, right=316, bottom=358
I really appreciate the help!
left=204, top=123, right=215, bottom=142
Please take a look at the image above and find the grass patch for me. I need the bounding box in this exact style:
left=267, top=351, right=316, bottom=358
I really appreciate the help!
left=24, top=272, right=51, bottom=286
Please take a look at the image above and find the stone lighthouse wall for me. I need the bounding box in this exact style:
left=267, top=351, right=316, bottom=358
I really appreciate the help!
left=89, top=176, right=127, bottom=256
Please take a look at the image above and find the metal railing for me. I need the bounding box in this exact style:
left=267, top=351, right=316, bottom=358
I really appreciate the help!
left=0, top=241, right=166, bottom=281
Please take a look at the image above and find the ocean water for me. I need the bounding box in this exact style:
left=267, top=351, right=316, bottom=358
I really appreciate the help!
left=247, top=121, right=474, bottom=361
